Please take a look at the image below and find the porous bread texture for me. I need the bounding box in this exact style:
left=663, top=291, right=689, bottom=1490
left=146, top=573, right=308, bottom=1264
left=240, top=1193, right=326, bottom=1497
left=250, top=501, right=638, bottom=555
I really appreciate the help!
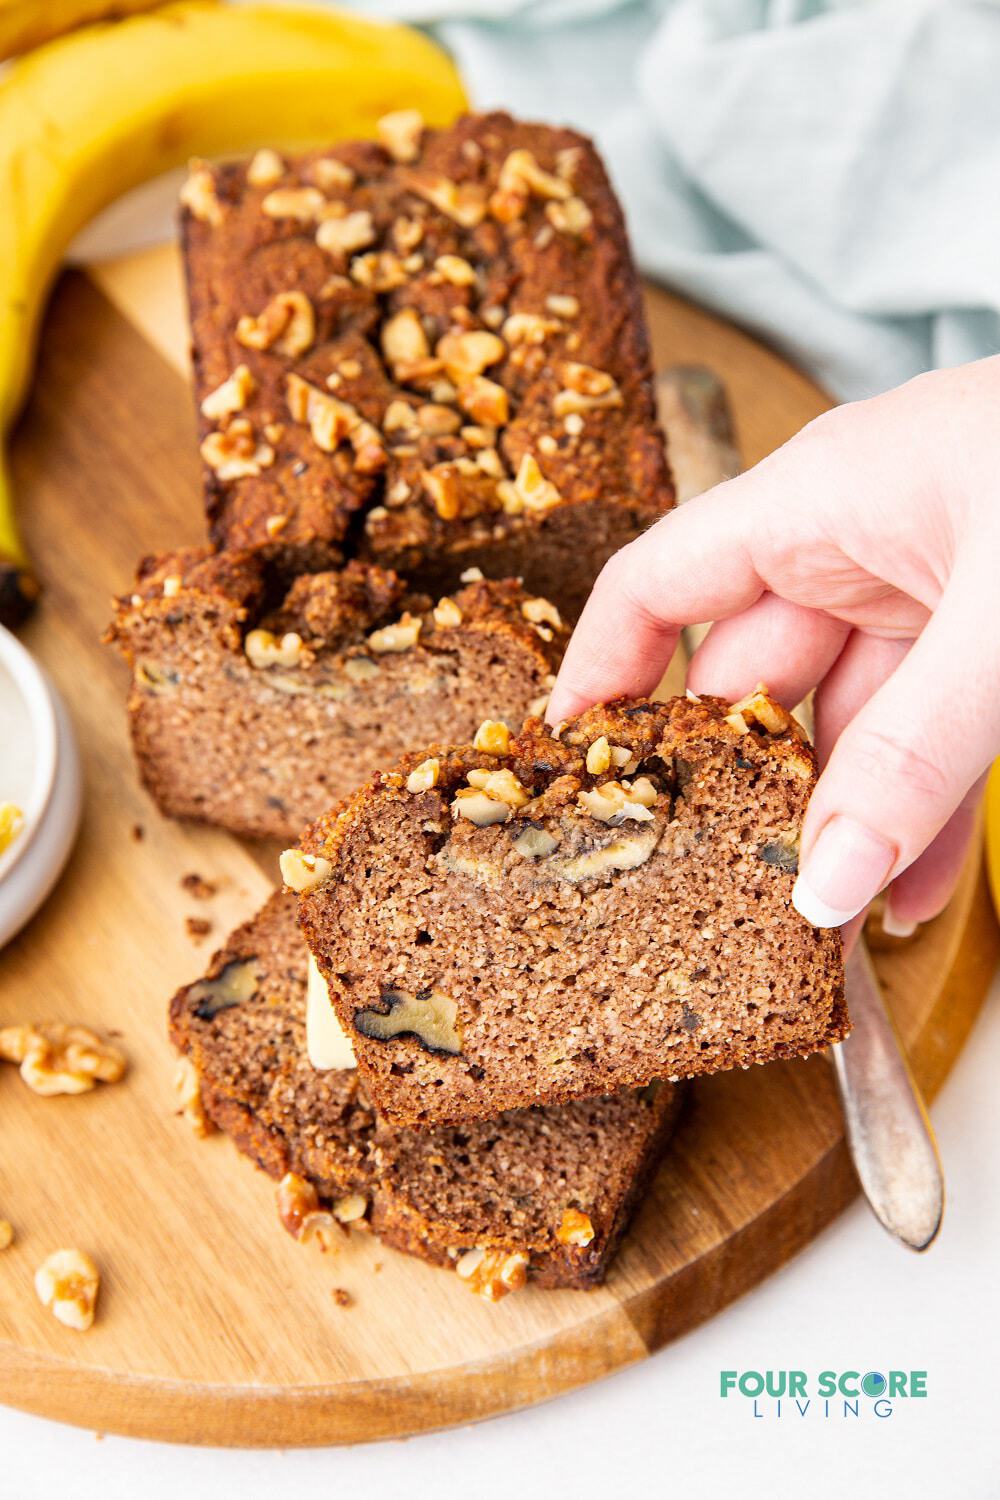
left=169, top=892, right=680, bottom=1291
left=108, top=550, right=564, bottom=839
left=295, top=692, right=848, bottom=1129
left=182, top=110, right=673, bottom=619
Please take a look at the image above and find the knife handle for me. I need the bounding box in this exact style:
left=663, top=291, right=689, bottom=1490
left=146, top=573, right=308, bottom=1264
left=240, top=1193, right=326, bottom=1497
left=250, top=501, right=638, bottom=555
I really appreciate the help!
left=833, top=940, right=944, bottom=1250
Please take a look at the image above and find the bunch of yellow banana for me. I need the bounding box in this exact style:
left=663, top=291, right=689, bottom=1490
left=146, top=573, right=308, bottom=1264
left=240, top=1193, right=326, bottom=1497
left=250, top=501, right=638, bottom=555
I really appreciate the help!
left=0, top=0, right=465, bottom=625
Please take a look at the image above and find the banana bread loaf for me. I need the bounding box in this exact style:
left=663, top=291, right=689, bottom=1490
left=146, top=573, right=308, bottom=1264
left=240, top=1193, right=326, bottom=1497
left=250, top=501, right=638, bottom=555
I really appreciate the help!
left=290, top=690, right=848, bottom=1128
left=107, top=551, right=565, bottom=839
left=181, top=110, right=673, bottom=619
left=170, top=891, right=680, bottom=1294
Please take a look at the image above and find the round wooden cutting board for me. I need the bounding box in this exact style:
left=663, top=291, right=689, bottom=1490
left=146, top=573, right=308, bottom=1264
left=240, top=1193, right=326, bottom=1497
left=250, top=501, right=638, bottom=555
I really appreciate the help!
left=0, top=251, right=996, bottom=1446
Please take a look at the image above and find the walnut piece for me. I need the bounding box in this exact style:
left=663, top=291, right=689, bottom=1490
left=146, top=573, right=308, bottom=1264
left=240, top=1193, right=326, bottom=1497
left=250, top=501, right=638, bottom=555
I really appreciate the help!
left=316, top=208, right=376, bottom=255
left=350, top=250, right=407, bottom=292
left=262, top=185, right=326, bottom=221
left=244, top=628, right=304, bottom=670
left=35, top=1249, right=100, bottom=1331
left=277, top=1172, right=320, bottom=1237
left=502, top=312, right=562, bottom=346
left=726, top=683, right=791, bottom=736
left=455, top=1246, right=529, bottom=1302
left=180, top=160, right=222, bottom=225
left=556, top=1208, right=595, bottom=1247
left=200, top=364, right=256, bottom=421
left=246, top=148, right=284, bottom=187
left=497, top=452, right=561, bottom=516
left=546, top=196, right=592, bottom=235
left=200, top=419, right=275, bottom=480
left=522, top=596, right=562, bottom=630
left=377, top=108, right=424, bottom=163
left=578, top=777, right=658, bottom=824
left=436, top=330, right=506, bottom=385
left=174, top=1054, right=214, bottom=1137
left=586, top=736, right=611, bottom=775
left=406, top=758, right=440, bottom=793
left=367, top=611, right=422, bottom=653
left=0, top=1022, right=126, bottom=1097
left=332, top=1193, right=369, bottom=1224
left=312, top=156, right=355, bottom=192
left=433, top=597, right=463, bottom=628
left=354, top=988, right=462, bottom=1055
left=404, top=170, right=487, bottom=227
left=286, top=374, right=385, bottom=472
left=473, top=719, right=511, bottom=756
left=236, top=290, right=315, bottom=358
left=280, top=849, right=332, bottom=893
left=457, top=376, right=508, bottom=427
left=435, top=253, right=477, bottom=286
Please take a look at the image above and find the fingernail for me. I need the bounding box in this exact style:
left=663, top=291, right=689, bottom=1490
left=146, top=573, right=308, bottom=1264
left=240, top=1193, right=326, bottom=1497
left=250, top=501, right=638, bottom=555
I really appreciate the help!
left=881, top=902, right=918, bottom=940
left=792, top=815, right=897, bottom=929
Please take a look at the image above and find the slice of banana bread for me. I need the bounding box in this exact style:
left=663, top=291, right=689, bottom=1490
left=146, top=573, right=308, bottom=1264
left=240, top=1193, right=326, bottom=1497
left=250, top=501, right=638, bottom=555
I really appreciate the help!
left=169, top=891, right=680, bottom=1294
left=181, top=109, right=673, bottom=618
left=292, top=691, right=848, bottom=1128
left=107, top=551, right=565, bottom=839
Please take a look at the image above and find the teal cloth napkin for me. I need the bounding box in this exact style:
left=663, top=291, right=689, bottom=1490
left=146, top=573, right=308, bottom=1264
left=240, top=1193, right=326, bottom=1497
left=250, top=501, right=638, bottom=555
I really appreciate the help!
left=347, top=0, right=1000, bottom=400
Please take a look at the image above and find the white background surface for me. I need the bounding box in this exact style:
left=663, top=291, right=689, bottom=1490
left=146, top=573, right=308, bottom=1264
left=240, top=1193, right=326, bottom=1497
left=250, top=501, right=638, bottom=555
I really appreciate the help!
left=3, top=965, right=998, bottom=1500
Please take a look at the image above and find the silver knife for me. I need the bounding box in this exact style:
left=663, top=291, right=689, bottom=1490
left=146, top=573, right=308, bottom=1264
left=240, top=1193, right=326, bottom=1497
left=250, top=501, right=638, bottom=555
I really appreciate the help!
left=833, top=940, right=944, bottom=1250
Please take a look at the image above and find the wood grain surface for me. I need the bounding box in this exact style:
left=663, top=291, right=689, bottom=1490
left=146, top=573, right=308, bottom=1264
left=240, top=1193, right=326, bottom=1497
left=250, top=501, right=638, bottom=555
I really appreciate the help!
left=0, top=253, right=996, bottom=1446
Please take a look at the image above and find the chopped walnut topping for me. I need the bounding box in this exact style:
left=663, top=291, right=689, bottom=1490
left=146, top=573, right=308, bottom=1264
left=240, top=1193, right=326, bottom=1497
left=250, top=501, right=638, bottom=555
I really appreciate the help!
left=286, top=374, right=385, bottom=472
left=556, top=1209, right=595, bottom=1247
left=200, top=420, right=274, bottom=480
left=452, top=790, right=512, bottom=827
left=180, top=160, right=222, bottom=225
left=174, top=1054, right=213, bottom=1137
left=162, top=574, right=181, bottom=599
left=0, top=1023, right=126, bottom=1096
left=498, top=148, right=572, bottom=202
left=726, top=684, right=792, bottom=736
left=476, top=447, right=504, bottom=477
left=377, top=108, right=425, bottom=163
left=457, top=376, right=509, bottom=427
left=455, top=1246, right=529, bottom=1302
left=502, top=312, right=562, bottom=346
left=200, top=364, right=256, bottom=421
left=244, top=628, right=303, bottom=669
left=418, top=403, right=462, bottom=436
left=546, top=293, right=580, bottom=318
left=563, top=411, right=585, bottom=437
left=279, top=849, right=332, bottom=893
left=553, top=362, right=623, bottom=418
left=35, top=1249, right=100, bottom=1331
left=556, top=145, right=583, bottom=180
left=465, top=767, right=531, bottom=808
left=382, top=307, right=430, bottom=375
left=405, top=170, right=487, bottom=227
left=586, top=737, right=612, bottom=775
left=473, top=719, right=511, bottom=756
left=578, top=777, right=658, bottom=824
left=407, top=757, right=441, bottom=793
left=367, top=611, right=422, bottom=653
left=265, top=513, right=288, bottom=539
left=436, top=329, right=506, bottom=384
left=236, top=290, right=315, bottom=357
left=522, top=596, right=562, bottom=630
left=434, top=253, right=477, bottom=288
left=247, top=148, right=284, bottom=187
left=277, top=1172, right=319, bottom=1238
left=433, top=597, right=463, bottom=628
left=422, top=458, right=497, bottom=521
left=546, top=196, right=592, bottom=234
left=312, top=156, right=356, bottom=192
left=316, top=208, right=375, bottom=255
left=262, top=185, right=326, bottom=221
left=610, top=744, right=639, bottom=774
left=393, top=215, right=424, bottom=253
left=350, top=249, right=407, bottom=291
left=497, top=452, right=562, bottom=515
left=461, top=566, right=485, bottom=582
left=332, top=1193, right=369, bottom=1224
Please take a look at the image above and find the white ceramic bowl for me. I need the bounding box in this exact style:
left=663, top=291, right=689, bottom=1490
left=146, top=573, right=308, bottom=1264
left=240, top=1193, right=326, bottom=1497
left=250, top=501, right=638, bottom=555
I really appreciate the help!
left=0, top=625, right=82, bottom=949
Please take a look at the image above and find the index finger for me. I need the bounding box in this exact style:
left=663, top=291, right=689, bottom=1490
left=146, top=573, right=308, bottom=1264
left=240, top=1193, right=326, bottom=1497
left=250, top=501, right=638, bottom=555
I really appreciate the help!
left=547, top=479, right=764, bottom=723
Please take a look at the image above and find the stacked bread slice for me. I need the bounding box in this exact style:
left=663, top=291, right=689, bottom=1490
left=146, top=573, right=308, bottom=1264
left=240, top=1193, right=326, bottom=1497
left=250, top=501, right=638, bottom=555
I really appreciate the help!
left=110, top=111, right=717, bottom=1298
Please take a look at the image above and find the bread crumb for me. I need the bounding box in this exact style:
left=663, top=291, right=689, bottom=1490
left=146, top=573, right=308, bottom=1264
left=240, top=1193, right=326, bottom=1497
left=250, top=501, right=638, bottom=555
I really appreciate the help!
left=331, top=1287, right=353, bottom=1307
left=181, top=873, right=217, bottom=900
left=185, top=916, right=212, bottom=943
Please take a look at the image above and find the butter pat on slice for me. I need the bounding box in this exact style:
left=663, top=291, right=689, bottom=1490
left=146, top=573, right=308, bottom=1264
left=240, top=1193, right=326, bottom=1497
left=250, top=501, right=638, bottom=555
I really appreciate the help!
left=306, top=952, right=356, bottom=1070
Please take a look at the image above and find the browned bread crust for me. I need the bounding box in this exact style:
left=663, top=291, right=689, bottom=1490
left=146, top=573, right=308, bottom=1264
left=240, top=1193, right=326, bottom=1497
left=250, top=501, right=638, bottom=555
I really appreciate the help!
left=107, top=551, right=565, bottom=839
left=170, top=891, right=680, bottom=1292
left=181, top=111, right=673, bottom=618
left=295, top=691, right=848, bottom=1128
